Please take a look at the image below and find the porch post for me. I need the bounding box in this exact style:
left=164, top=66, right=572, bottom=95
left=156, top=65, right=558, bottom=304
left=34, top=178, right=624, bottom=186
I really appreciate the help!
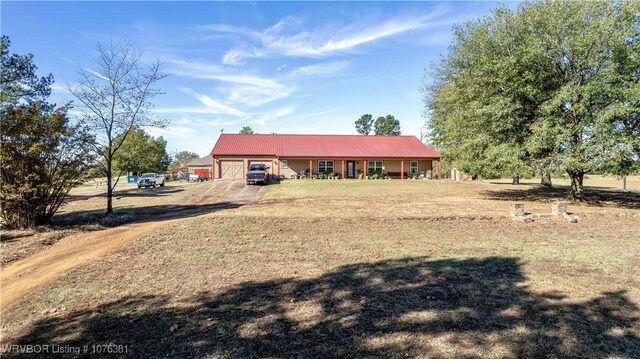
left=437, top=160, right=441, bottom=180
left=277, top=159, right=281, bottom=178
left=341, top=160, right=345, bottom=179
left=309, top=160, right=313, bottom=179
left=363, top=160, right=368, bottom=180
left=400, top=160, right=404, bottom=180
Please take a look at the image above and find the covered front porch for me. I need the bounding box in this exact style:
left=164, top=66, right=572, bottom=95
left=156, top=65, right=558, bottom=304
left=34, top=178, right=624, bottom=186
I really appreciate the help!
left=278, top=158, right=442, bottom=180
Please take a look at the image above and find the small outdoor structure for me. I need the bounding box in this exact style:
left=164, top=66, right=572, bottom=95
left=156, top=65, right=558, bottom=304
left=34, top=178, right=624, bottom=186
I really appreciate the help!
left=510, top=202, right=579, bottom=223
left=451, top=168, right=474, bottom=181
left=510, top=203, right=525, bottom=217
left=451, top=168, right=459, bottom=181
left=551, top=202, right=568, bottom=216
left=209, top=134, right=442, bottom=180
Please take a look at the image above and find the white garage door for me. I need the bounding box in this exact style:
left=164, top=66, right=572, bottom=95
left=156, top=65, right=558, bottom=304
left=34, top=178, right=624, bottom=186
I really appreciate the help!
left=220, top=161, right=244, bottom=179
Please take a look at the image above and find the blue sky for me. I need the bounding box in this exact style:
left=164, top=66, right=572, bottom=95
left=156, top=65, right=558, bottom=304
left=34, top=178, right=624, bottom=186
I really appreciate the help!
left=2, top=1, right=504, bottom=157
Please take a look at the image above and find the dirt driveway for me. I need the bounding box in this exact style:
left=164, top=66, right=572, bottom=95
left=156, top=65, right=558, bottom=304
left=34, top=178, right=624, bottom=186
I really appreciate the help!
left=0, top=179, right=265, bottom=312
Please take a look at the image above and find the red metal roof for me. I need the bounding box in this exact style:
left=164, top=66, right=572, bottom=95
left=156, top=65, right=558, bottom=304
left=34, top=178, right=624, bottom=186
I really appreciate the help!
left=210, top=134, right=441, bottom=158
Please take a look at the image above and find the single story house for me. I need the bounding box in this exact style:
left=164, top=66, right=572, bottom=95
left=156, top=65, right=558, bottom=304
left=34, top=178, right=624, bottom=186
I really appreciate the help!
left=188, top=155, right=213, bottom=179
left=210, top=134, right=442, bottom=180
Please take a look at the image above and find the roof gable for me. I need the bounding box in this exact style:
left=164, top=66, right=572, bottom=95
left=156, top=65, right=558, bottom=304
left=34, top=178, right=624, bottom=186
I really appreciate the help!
left=210, top=134, right=441, bottom=158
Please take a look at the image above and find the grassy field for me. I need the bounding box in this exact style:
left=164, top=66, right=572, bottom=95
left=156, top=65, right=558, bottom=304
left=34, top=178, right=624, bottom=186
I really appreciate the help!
left=1, top=178, right=639, bottom=357
left=240, top=175, right=640, bottom=218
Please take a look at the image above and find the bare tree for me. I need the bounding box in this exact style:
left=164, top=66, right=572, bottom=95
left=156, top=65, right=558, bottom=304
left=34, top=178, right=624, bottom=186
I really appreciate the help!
left=69, top=42, right=166, bottom=214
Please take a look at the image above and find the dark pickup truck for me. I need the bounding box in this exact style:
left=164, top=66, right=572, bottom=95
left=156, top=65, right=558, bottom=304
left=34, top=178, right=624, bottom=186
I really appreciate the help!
left=246, top=164, right=270, bottom=185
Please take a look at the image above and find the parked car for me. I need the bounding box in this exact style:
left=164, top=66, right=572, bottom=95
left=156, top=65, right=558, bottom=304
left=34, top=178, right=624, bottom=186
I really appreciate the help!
left=137, top=173, right=165, bottom=188
left=246, top=164, right=270, bottom=185
left=189, top=173, right=207, bottom=182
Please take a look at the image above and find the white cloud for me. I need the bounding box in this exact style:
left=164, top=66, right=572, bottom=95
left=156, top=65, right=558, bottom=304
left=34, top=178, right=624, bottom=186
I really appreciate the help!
left=224, top=84, right=295, bottom=107
left=178, top=87, right=247, bottom=117
left=288, top=60, right=352, bottom=78
left=174, top=117, right=243, bottom=128
left=215, top=12, right=447, bottom=63
left=84, top=68, right=109, bottom=81
left=154, top=106, right=238, bottom=115
left=60, top=56, right=76, bottom=65
left=198, top=24, right=260, bottom=38
left=145, top=126, right=195, bottom=139
left=250, top=106, right=296, bottom=126
left=289, top=108, right=342, bottom=121
left=207, top=119, right=244, bottom=127
left=50, top=83, right=70, bottom=94
left=222, top=48, right=250, bottom=66
left=68, top=109, right=89, bottom=117
left=166, top=59, right=294, bottom=107
left=167, top=59, right=278, bottom=87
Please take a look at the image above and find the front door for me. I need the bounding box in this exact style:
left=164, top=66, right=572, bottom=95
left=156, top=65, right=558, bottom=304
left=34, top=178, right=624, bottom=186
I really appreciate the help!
left=346, top=161, right=356, bottom=178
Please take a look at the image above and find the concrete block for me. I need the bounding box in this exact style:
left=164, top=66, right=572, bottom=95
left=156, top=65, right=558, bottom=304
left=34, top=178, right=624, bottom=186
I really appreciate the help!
left=532, top=213, right=557, bottom=219
left=513, top=214, right=533, bottom=223
left=563, top=213, right=580, bottom=223
left=551, top=202, right=568, bottom=215
left=510, top=203, right=525, bottom=217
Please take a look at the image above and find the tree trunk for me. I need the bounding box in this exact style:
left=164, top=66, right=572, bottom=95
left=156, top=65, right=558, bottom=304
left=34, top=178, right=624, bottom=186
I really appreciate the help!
left=568, top=170, right=584, bottom=199
left=541, top=173, right=552, bottom=187
left=623, top=175, right=627, bottom=192
left=106, top=156, right=113, bottom=214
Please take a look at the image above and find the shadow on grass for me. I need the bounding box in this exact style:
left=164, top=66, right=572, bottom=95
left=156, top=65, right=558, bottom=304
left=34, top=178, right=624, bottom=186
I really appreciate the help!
left=64, top=186, right=187, bottom=203
left=483, top=185, right=640, bottom=210
left=6, top=257, right=639, bottom=357
left=53, top=179, right=260, bottom=229
left=51, top=201, right=245, bottom=229
left=1, top=231, right=38, bottom=242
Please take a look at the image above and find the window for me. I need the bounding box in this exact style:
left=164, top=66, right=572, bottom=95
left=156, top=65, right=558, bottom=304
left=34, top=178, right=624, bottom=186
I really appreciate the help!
left=318, top=160, right=334, bottom=173
left=281, top=159, right=288, bottom=169
left=367, top=161, right=383, bottom=174
left=410, top=161, right=419, bottom=174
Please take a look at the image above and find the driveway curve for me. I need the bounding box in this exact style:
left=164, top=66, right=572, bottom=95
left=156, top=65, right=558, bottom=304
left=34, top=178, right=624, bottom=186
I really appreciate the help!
left=0, top=179, right=264, bottom=311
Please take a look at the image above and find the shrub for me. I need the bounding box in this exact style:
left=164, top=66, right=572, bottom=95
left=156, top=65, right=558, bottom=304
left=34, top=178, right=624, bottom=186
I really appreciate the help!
left=1, top=103, right=93, bottom=228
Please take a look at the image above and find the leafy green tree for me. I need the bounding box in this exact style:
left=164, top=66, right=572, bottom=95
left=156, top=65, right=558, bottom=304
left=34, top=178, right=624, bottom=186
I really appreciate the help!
left=239, top=126, right=254, bottom=134
left=425, top=5, right=548, bottom=181
left=0, top=37, right=93, bottom=228
left=170, top=151, right=200, bottom=168
left=355, top=114, right=374, bottom=135
left=0, top=36, right=53, bottom=107
left=374, top=115, right=401, bottom=136
left=594, top=4, right=640, bottom=180
left=112, top=128, right=170, bottom=176
left=426, top=0, right=639, bottom=198
left=69, top=42, right=166, bottom=213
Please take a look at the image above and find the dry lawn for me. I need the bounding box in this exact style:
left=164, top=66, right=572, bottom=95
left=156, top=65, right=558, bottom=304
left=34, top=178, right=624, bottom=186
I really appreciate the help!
left=242, top=176, right=640, bottom=218
left=0, top=181, right=214, bottom=265
left=1, top=178, right=639, bottom=358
